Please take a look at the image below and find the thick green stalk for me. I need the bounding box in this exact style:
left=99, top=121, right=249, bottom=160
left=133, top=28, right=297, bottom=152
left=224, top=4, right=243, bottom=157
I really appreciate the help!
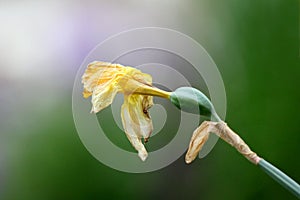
left=258, top=159, right=300, bottom=198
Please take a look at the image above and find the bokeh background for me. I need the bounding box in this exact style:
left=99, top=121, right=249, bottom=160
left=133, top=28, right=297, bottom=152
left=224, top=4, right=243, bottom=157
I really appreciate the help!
left=1, top=0, right=299, bottom=199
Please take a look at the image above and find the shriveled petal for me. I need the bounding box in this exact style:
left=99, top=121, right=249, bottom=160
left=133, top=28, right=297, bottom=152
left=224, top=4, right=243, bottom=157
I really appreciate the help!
left=126, top=94, right=153, bottom=141
left=185, top=121, right=211, bottom=164
left=82, top=61, right=122, bottom=98
left=131, top=70, right=152, bottom=86
left=121, top=101, right=148, bottom=161
left=91, top=80, right=119, bottom=113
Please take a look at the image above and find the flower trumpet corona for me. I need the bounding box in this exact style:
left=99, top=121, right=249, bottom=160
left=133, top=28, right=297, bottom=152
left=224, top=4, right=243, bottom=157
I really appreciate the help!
left=82, top=61, right=170, bottom=161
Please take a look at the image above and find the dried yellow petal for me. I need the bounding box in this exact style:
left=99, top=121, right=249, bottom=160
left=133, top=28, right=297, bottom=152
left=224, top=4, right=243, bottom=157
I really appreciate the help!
left=82, top=61, right=170, bottom=161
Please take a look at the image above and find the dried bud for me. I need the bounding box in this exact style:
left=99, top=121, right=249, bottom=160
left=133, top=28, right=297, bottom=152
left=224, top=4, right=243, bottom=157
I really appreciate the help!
left=185, top=121, right=211, bottom=164
left=186, top=121, right=261, bottom=165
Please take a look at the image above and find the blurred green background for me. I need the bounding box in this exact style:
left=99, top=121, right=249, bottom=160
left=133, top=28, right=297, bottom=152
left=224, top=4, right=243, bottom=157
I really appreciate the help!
left=1, top=0, right=299, bottom=199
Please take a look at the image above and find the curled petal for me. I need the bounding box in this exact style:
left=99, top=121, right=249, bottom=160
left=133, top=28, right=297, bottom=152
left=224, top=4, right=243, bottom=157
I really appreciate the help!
left=126, top=94, right=153, bottom=141
left=121, top=101, right=148, bottom=161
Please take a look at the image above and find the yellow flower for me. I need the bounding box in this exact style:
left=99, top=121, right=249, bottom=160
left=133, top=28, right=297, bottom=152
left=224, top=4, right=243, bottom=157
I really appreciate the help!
left=82, top=61, right=171, bottom=161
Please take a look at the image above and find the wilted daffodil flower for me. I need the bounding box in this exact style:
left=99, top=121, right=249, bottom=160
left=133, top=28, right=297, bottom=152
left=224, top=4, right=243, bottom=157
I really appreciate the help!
left=82, top=61, right=170, bottom=161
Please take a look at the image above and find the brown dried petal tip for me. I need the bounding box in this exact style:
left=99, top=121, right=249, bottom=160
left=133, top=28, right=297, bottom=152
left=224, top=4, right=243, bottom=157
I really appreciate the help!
left=186, top=121, right=261, bottom=165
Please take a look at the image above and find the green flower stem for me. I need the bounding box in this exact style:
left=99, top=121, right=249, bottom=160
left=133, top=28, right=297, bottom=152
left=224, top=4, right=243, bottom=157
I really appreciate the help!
left=170, top=86, right=300, bottom=198
left=258, top=159, right=300, bottom=198
left=218, top=120, right=300, bottom=198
